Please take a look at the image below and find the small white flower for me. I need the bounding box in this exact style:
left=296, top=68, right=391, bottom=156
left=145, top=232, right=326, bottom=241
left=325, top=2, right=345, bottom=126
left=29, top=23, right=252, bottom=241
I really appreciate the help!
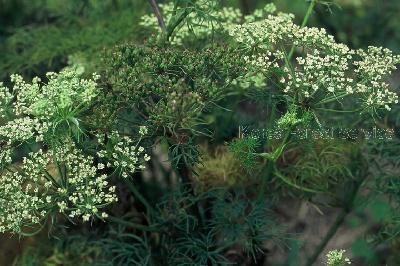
left=139, top=126, right=148, bottom=136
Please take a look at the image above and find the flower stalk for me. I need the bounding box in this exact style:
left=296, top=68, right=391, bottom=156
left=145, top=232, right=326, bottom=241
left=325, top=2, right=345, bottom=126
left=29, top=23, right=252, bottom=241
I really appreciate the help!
left=148, top=0, right=166, bottom=31
left=288, top=0, right=318, bottom=60
left=304, top=175, right=365, bottom=266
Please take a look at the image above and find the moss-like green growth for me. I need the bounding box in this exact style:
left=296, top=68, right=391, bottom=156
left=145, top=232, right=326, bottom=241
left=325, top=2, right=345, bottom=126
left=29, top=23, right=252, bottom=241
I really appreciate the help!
left=102, top=44, right=249, bottom=135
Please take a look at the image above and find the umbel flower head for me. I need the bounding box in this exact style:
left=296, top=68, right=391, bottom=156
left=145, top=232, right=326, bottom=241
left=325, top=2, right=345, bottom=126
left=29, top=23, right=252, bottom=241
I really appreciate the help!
left=229, top=11, right=400, bottom=112
left=0, top=68, right=100, bottom=144
left=0, top=68, right=152, bottom=235
left=96, top=127, right=151, bottom=179
left=0, top=143, right=117, bottom=234
left=10, top=69, right=99, bottom=118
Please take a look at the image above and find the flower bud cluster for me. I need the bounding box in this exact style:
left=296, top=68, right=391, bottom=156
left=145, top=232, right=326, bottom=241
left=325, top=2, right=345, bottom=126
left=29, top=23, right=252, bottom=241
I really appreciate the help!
left=151, top=84, right=204, bottom=130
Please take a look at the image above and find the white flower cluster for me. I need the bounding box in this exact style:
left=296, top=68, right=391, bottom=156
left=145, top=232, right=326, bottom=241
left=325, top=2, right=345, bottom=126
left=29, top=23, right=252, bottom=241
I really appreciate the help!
left=243, top=3, right=277, bottom=22
left=0, top=168, right=47, bottom=234
left=326, top=249, right=351, bottom=266
left=0, top=69, right=115, bottom=234
left=283, top=50, right=354, bottom=98
left=354, top=46, right=400, bottom=110
left=0, top=82, right=13, bottom=118
left=243, top=51, right=282, bottom=73
left=0, top=144, right=117, bottom=234
left=11, top=70, right=99, bottom=118
left=0, top=117, right=49, bottom=143
left=0, top=147, right=12, bottom=168
left=229, top=12, right=400, bottom=111
left=97, top=127, right=150, bottom=178
left=230, top=12, right=351, bottom=54
left=0, top=69, right=100, bottom=144
left=355, top=46, right=400, bottom=80
left=230, top=13, right=295, bottom=49
left=140, top=2, right=277, bottom=45
left=140, top=2, right=241, bottom=44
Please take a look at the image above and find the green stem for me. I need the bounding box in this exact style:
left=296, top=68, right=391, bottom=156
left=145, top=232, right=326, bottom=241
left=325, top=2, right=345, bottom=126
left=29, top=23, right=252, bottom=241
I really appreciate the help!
left=314, top=92, right=349, bottom=106
left=274, top=168, right=327, bottom=194
left=148, top=0, right=167, bottom=31
left=304, top=176, right=365, bottom=266
left=288, top=0, right=318, bottom=61
left=20, top=221, right=47, bottom=237
left=239, top=0, right=250, bottom=15
left=177, top=164, right=192, bottom=189
left=159, top=6, right=191, bottom=44
left=315, top=107, right=362, bottom=113
left=257, top=160, right=273, bottom=200
left=108, top=216, right=159, bottom=232
left=257, top=127, right=294, bottom=199
left=304, top=209, right=348, bottom=266
left=301, top=0, right=318, bottom=28
left=125, top=179, right=154, bottom=215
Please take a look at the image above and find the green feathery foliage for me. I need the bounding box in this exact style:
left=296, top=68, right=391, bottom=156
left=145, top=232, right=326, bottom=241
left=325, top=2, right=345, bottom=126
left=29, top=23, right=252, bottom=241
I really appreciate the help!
left=0, top=0, right=147, bottom=80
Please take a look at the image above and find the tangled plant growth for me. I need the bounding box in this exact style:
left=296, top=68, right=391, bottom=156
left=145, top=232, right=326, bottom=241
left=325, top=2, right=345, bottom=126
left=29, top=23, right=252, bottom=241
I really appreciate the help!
left=1, top=0, right=400, bottom=265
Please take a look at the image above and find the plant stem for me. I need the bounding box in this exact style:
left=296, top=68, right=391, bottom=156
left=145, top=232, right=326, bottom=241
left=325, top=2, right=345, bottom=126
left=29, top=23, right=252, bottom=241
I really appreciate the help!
left=274, top=168, right=326, bottom=194
left=315, top=107, right=362, bottom=113
left=148, top=0, right=166, bottom=31
left=257, top=127, right=294, bottom=199
left=304, top=209, right=348, bottom=266
left=315, top=92, right=349, bottom=105
left=125, top=179, right=155, bottom=215
left=162, top=7, right=190, bottom=43
left=108, top=216, right=159, bottom=232
left=304, top=176, right=365, bottom=266
left=288, top=0, right=317, bottom=61
left=177, top=164, right=192, bottom=189
left=239, top=0, right=250, bottom=15
left=301, top=0, right=318, bottom=28
left=257, top=159, right=273, bottom=200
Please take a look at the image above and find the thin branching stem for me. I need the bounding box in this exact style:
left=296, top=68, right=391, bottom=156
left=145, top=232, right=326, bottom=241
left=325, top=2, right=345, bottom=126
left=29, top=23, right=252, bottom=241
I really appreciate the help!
left=238, top=0, right=250, bottom=15
left=304, top=175, right=366, bottom=266
left=288, top=0, right=318, bottom=61
left=108, top=216, right=160, bottom=232
left=164, top=7, right=191, bottom=42
left=258, top=126, right=294, bottom=199
left=125, top=179, right=155, bottom=216
left=305, top=209, right=348, bottom=266
left=148, top=0, right=167, bottom=31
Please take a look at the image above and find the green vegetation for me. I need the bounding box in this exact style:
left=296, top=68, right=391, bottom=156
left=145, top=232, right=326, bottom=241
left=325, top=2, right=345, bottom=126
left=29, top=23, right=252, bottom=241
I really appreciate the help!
left=1, top=0, right=400, bottom=265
